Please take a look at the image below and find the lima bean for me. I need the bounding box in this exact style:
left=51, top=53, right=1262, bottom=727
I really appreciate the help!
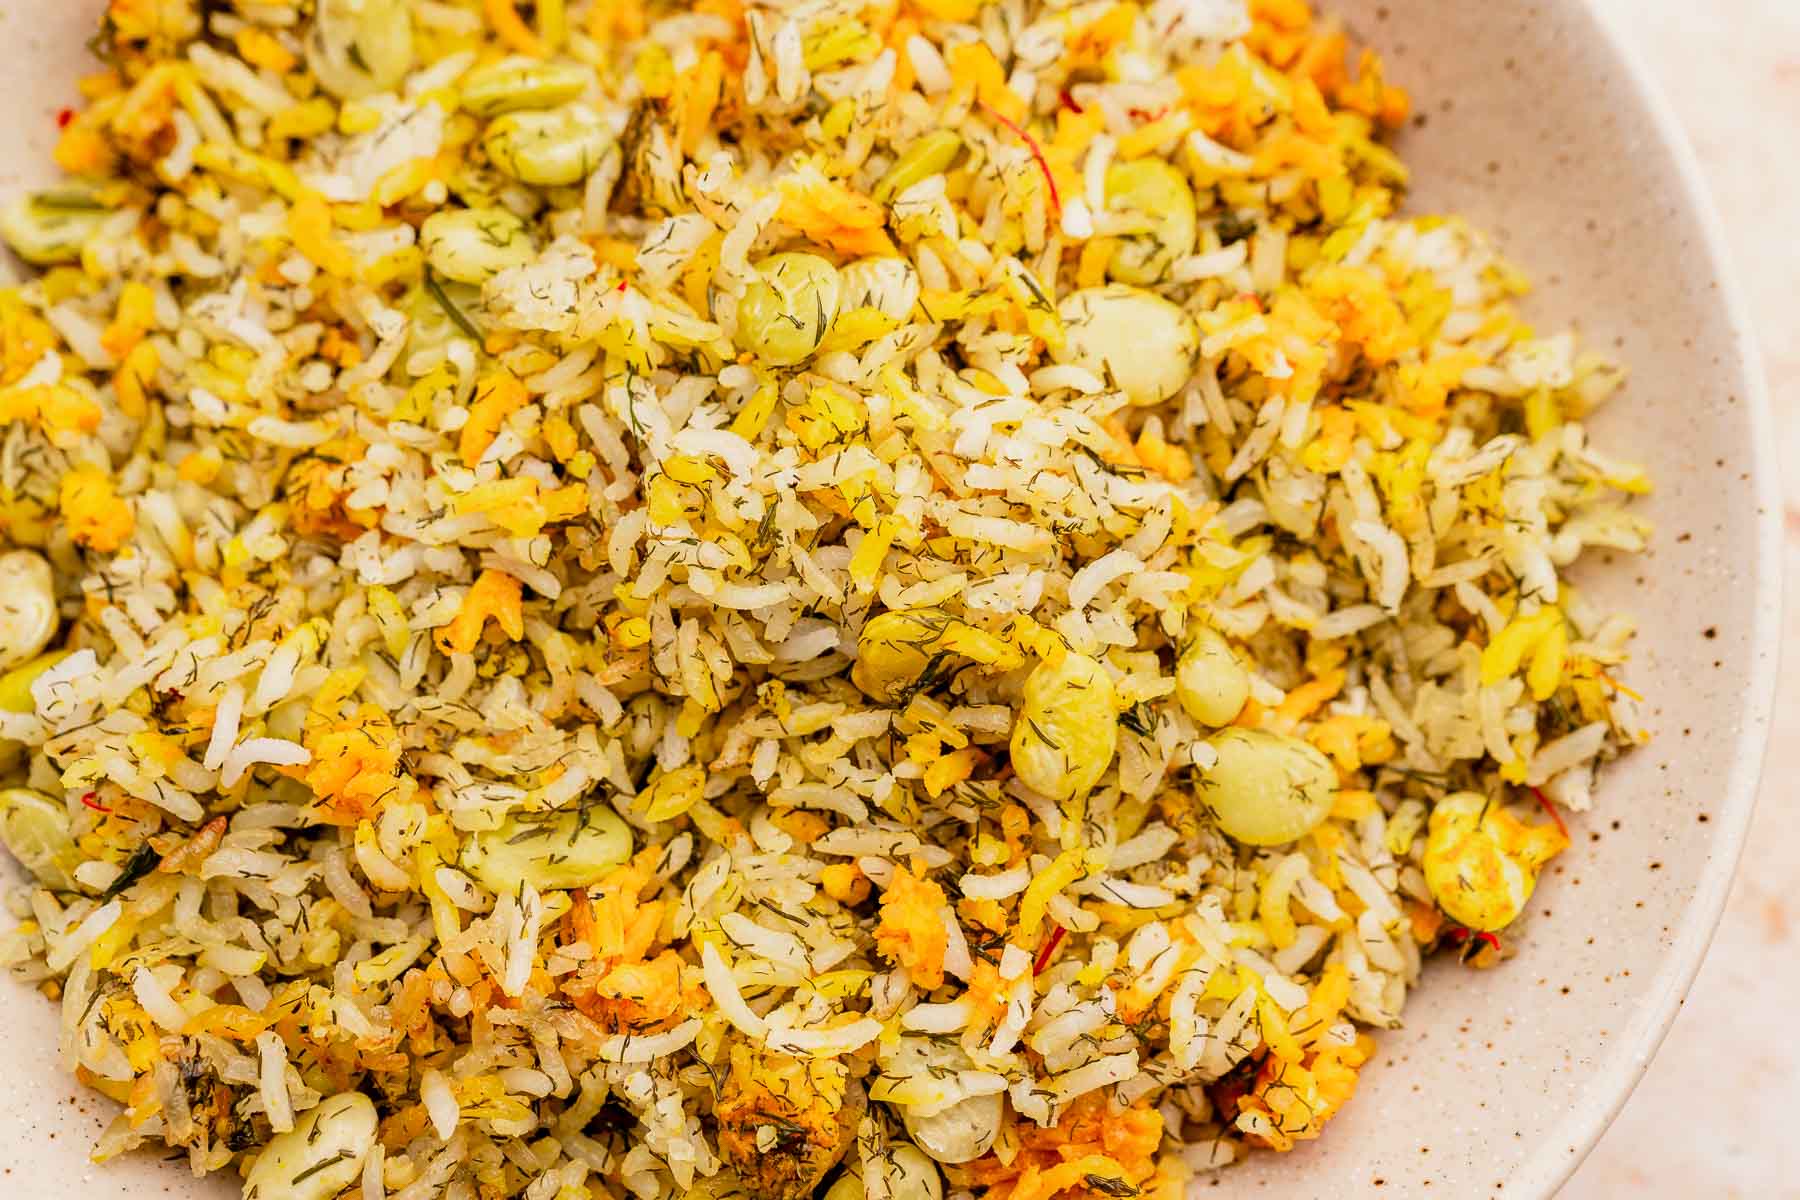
left=484, top=103, right=613, bottom=187
left=462, top=802, right=633, bottom=895
left=1199, top=728, right=1336, bottom=846
left=1009, top=651, right=1118, bottom=803
left=0, top=550, right=57, bottom=670
left=304, top=0, right=414, bottom=101
left=243, top=1092, right=378, bottom=1200
left=1174, top=626, right=1249, bottom=727
left=1053, top=285, right=1198, bottom=406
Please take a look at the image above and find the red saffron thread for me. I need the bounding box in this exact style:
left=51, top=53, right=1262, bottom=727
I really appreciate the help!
left=980, top=101, right=1062, bottom=220
left=1033, top=924, right=1067, bottom=975
left=1529, top=784, right=1568, bottom=839
left=1442, top=925, right=1503, bottom=960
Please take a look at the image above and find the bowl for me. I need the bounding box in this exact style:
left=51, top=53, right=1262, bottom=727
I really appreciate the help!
left=0, top=1, right=1778, bottom=1197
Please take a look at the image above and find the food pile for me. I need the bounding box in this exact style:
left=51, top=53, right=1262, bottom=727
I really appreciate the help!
left=0, top=1, right=1648, bottom=1197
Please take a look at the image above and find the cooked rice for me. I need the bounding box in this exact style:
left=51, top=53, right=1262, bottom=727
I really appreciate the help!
left=0, top=0, right=1652, bottom=1197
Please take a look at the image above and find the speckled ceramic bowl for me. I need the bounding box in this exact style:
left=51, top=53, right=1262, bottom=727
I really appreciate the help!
left=0, top=1, right=1779, bottom=1197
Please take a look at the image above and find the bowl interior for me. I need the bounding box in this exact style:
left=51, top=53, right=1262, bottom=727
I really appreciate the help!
left=0, top=2, right=1777, bottom=1198
left=1230, top=2, right=1778, bottom=1195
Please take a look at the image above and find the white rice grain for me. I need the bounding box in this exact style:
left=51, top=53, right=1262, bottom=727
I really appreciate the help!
left=701, top=942, right=768, bottom=1039
left=221, top=737, right=310, bottom=788
left=132, top=965, right=191, bottom=1033
left=203, top=683, right=244, bottom=772
left=421, top=1068, right=460, bottom=1140
left=257, top=1032, right=295, bottom=1133
left=905, top=35, right=951, bottom=93
left=1527, top=722, right=1610, bottom=786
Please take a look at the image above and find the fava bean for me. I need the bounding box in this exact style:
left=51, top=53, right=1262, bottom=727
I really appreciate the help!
left=460, top=56, right=590, bottom=116
left=0, top=787, right=78, bottom=892
left=1105, top=159, right=1197, bottom=285
left=0, top=651, right=68, bottom=714
left=0, top=551, right=57, bottom=670
left=0, top=189, right=107, bottom=266
left=852, top=608, right=1020, bottom=703
left=243, top=1092, right=378, bottom=1200
left=484, top=103, right=613, bottom=187
left=873, top=131, right=963, bottom=204
left=902, top=1097, right=999, bottom=1169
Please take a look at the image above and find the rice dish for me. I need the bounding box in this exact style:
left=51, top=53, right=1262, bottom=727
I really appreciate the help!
left=0, top=1, right=1651, bottom=1197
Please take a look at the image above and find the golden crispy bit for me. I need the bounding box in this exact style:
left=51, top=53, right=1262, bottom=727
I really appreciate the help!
left=714, top=1044, right=863, bottom=1200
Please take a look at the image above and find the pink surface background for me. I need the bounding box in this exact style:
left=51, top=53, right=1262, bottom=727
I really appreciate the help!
left=1569, top=3, right=1800, bottom=1197
left=0, top=1, right=1781, bottom=1197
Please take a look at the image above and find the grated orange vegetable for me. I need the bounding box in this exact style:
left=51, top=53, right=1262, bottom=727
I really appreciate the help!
left=970, top=1093, right=1164, bottom=1200
left=874, top=861, right=949, bottom=989
left=950, top=41, right=1027, bottom=125
left=777, top=170, right=897, bottom=258
left=435, top=569, right=525, bottom=656
left=294, top=703, right=402, bottom=824
left=459, top=372, right=530, bottom=466
left=59, top=463, right=135, bottom=551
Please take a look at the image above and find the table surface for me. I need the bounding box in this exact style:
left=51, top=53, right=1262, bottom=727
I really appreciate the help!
left=1561, top=3, right=1800, bottom=1196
